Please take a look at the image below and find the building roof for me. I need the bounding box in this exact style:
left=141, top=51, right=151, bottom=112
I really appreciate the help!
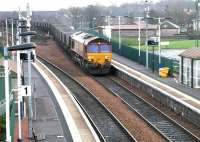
left=161, top=20, right=180, bottom=29
left=99, top=20, right=180, bottom=31
left=99, top=24, right=157, bottom=30
left=179, top=48, right=200, bottom=59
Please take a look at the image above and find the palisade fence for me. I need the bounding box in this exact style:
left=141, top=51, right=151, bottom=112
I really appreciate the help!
left=0, top=47, right=3, bottom=55
left=87, top=30, right=179, bottom=76
left=0, top=68, right=16, bottom=142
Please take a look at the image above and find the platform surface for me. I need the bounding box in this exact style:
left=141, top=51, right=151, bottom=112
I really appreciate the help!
left=24, top=62, right=72, bottom=142
left=112, top=53, right=200, bottom=100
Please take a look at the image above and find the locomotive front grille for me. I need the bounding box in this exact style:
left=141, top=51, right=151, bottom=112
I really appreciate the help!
left=87, top=53, right=112, bottom=65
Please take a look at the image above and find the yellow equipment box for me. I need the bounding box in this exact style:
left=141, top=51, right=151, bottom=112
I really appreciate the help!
left=159, top=67, right=170, bottom=78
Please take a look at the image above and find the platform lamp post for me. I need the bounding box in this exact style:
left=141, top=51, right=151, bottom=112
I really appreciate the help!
left=196, top=0, right=200, bottom=47
left=146, top=16, right=162, bottom=67
left=147, top=16, right=171, bottom=68
left=119, top=16, right=143, bottom=62
left=100, top=16, right=112, bottom=42
left=145, top=0, right=150, bottom=69
left=109, top=15, right=122, bottom=55
left=16, top=19, right=29, bottom=142
left=5, top=18, right=27, bottom=141
left=16, top=7, right=29, bottom=141
left=92, top=17, right=97, bottom=29
left=4, top=18, right=11, bottom=142
left=99, top=15, right=119, bottom=52
left=135, top=17, right=143, bottom=63
left=19, top=31, right=36, bottom=140
left=25, top=3, right=35, bottom=138
left=156, top=18, right=163, bottom=67
left=80, top=16, right=83, bottom=31
left=17, top=8, right=36, bottom=141
left=103, top=16, right=111, bottom=42
left=108, top=16, right=111, bottom=42
left=158, top=18, right=161, bottom=66
left=116, top=15, right=136, bottom=56
left=118, top=16, right=121, bottom=55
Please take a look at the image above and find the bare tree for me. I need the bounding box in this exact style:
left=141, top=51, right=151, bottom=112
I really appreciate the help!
left=67, top=7, right=82, bottom=29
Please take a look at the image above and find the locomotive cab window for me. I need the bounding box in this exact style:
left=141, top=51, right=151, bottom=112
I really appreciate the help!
left=87, top=44, right=99, bottom=53
left=100, top=44, right=111, bottom=53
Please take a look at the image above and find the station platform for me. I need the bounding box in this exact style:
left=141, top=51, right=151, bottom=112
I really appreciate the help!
left=112, top=53, right=200, bottom=126
left=112, top=53, right=200, bottom=100
left=24, top=62, right=69, bottom=142
left=13, top=59, right=99, bottom=142
left=32, top=60, right=99, bottom=142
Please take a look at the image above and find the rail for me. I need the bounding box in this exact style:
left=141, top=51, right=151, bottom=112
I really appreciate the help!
left=37, top=56, right=137, bottom=142
left=94, top=76, right=200, bottom=142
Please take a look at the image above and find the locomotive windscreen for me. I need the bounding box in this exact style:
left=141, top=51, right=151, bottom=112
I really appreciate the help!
left=87, top=44, right=99, bottom=52
left=87, top=43, right=111, bottom=53
left=100, top=44, right=111, bottom=53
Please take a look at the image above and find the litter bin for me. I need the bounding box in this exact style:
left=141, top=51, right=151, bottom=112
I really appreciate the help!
left=159, top=67, right=170, bottom=78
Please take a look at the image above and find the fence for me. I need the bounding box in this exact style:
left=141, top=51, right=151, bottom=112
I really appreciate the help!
left=0, top=72, right=4, bottom=101
left=0, top=100, right=15, bottom=142
left=0, top=67, right=16, bottom=142
left=88, top=30, right=180, bottom=76
left=10, top=98, right=16, bottom=142
left=0, top=47, right=3, bottom=58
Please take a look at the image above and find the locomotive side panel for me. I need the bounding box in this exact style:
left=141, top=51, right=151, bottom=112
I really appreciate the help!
left=71, top=39, right=87, bottom=59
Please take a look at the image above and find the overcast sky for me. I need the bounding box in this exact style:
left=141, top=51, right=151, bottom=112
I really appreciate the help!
left=0, top=0, right=160, bottom=11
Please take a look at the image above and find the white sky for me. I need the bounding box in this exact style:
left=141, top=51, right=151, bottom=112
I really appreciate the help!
left=0, top=0, right=160, bottom=11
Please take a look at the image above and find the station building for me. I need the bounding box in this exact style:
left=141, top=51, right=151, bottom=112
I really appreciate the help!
left=179, top=48, right=200, bottom=88
left=98, top=20, right=180, bottom=38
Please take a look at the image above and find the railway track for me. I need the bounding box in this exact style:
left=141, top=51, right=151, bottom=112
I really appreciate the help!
left=94, top=76, right=200, bottom=142
left=37, top=56, right=136, bottom=142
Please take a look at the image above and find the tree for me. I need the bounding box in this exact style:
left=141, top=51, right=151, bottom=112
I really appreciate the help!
left=67, top=7, right=82, bottom=29
left=84, top=5, right=103, bottom=28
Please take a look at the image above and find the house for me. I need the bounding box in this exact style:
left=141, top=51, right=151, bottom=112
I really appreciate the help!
left=179, top=48, right=200, bottom=88
left=98, top=22, right=157, bottom=38
left=98, top=20, right=180, bottom=38
left=160, top=20, right=180, bottom=36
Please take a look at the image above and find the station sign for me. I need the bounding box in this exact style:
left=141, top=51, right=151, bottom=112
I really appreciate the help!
left=20, top=85, right=31, bottom=96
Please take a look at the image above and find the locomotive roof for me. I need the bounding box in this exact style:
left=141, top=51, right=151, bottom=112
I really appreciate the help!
left=71, top=31, right=107, bottom=45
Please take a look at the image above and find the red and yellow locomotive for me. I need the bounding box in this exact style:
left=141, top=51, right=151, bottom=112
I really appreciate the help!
left=69, top=32, right=112, bottom=74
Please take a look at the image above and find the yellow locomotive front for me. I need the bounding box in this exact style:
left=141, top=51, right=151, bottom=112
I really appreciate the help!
left=86, top=38, right=112, bottom=74
left=70, top=32, right=112, bottom=74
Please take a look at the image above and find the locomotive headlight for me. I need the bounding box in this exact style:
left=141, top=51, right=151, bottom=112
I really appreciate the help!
left=105, top=56, right=111, bottom=61
left=88, top=56, right=94, bottom=61
left=105, top=56, right=110, bottom=59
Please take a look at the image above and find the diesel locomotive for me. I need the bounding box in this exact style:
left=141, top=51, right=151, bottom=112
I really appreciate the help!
left=69, top=31, right=112, bottom=74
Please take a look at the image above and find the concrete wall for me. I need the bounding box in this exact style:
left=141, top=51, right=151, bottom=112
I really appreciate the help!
left=112, top=29, right=156, bottom=37
left=161, top=29, right=180, bottom=36
left=114, top=68, right=200, bottom=127
left=111, top=28, right=179, bottom=37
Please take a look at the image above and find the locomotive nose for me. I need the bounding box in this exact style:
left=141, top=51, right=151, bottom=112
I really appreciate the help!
left=96, top=54, right=111, bottom=64
left=96, top=57, right=105, bottom=64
